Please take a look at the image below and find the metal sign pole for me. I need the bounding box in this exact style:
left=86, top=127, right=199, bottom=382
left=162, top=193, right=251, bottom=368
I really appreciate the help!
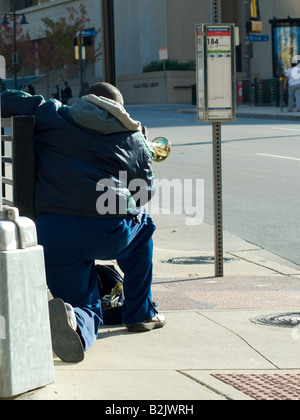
left=196, top=4, right=236, bottom=278
left=211, top=0, right=224, bottom=277
left=0, top=117, right=2, bottom=214
left=210, top=0, right=221, bottom=23
left=212, top=121, right=223, bottom=277
left=159, top=47, right=169, bottom=103
left=0, top=56, right=6, bottom=213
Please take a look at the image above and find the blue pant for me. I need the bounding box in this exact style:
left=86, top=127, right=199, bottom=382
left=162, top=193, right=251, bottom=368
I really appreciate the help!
left=36, top=211, right=156, bottom=350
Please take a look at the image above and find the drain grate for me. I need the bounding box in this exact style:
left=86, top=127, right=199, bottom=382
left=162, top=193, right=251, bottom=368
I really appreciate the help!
left=213, top=373, right=300, bottom=400
left=250, top=313, right=300, bottom=328
left=162, top=256, right=234, bottom=265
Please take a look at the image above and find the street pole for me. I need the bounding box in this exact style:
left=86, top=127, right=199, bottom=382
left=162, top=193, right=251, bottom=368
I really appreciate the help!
left=212, top=121, right=223, bottom=277
left=0, top=56, right=5, bottom=211
left=2, top=1, right=28, bottom=90
left=210, top=0, right=221, bottom=24
left=210, top=0, right=224, bottom=277
left=12, top=3, right=17, bottom=89
left=163, top=59, right=168, bottom=103
left=101, top=0, right=116, bottom=85
left=78, top=34, right=84, bottom=95
left=244, top=0, right=251, bottom=79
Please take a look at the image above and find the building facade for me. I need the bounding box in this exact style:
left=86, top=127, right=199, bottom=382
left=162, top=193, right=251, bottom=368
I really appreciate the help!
left=1, top=0, right=299, bottom=102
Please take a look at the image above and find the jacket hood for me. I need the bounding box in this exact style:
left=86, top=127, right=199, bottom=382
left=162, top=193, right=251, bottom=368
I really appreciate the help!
left=68, top=94, right=142, bottom=135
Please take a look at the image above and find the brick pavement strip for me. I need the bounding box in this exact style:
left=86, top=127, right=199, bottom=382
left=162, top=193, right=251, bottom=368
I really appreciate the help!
left=212, top=373, right=300, bottom=400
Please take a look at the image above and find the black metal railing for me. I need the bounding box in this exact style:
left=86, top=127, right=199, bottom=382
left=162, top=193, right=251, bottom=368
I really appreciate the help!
left=1, top=116, right=35, bottom=220
left=240, top=78, right=288, bottom=107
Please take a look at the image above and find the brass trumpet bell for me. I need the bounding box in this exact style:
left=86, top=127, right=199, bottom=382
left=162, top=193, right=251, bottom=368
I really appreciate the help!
left=151, top=137, right=171, bottom=162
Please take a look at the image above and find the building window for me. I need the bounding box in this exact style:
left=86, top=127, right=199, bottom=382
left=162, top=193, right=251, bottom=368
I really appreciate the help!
left=13, top=0, right=38, bottom=10
left=13, top=0, right=55, bottom=11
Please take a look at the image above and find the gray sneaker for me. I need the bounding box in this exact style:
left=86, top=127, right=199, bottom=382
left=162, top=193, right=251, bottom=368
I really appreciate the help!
left=48, top=299, right=84, bottom=363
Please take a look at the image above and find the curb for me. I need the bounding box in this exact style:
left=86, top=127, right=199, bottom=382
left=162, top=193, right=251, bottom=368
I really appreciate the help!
left=175, top=107, right=300, bottom=121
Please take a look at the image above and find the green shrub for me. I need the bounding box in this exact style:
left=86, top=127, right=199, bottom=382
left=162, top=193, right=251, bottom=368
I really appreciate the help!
left=143, top=60, right=196, bottom=72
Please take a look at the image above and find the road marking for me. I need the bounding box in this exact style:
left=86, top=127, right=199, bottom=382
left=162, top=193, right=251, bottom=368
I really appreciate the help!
left=272, top=127, right=300, bottom=132
left=257, top=153, right=300, bottom=161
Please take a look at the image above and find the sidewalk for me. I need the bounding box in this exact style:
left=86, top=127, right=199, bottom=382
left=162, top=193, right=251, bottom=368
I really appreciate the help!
left=236, top=104, right=300, bottom=121
left=176, top=103, right=300, bottom=121
left=10, top=213, right=300, bottom=401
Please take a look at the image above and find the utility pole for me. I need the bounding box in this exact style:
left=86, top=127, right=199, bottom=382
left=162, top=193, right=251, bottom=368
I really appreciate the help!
left=101, top=0, right=116, bottom=85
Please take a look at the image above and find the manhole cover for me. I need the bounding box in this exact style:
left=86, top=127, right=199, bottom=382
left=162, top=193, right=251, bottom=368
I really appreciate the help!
left=162, top=256, right=234, bottom=265
left=213, top=373, right=300, bottom=400
left=250, top=313, right=300, bottom=328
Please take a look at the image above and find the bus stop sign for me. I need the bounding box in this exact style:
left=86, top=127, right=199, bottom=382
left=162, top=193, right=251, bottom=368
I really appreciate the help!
left=196, top=23, right=236, bottom=122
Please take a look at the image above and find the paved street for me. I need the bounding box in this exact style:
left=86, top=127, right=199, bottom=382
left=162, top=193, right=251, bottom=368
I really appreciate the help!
left=128, top=105, right=300, bottom=267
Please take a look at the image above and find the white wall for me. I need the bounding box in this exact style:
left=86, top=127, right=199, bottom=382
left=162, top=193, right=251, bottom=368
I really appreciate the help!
left=114, top=0, right=167, bottom=75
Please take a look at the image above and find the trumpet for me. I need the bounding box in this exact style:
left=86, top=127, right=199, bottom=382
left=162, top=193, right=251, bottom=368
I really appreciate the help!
left=150, top=137, right=172, bottom=162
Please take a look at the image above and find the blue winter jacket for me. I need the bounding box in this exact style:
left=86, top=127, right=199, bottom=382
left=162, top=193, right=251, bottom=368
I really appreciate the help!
left=1, top=90, right=155, bottom=218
